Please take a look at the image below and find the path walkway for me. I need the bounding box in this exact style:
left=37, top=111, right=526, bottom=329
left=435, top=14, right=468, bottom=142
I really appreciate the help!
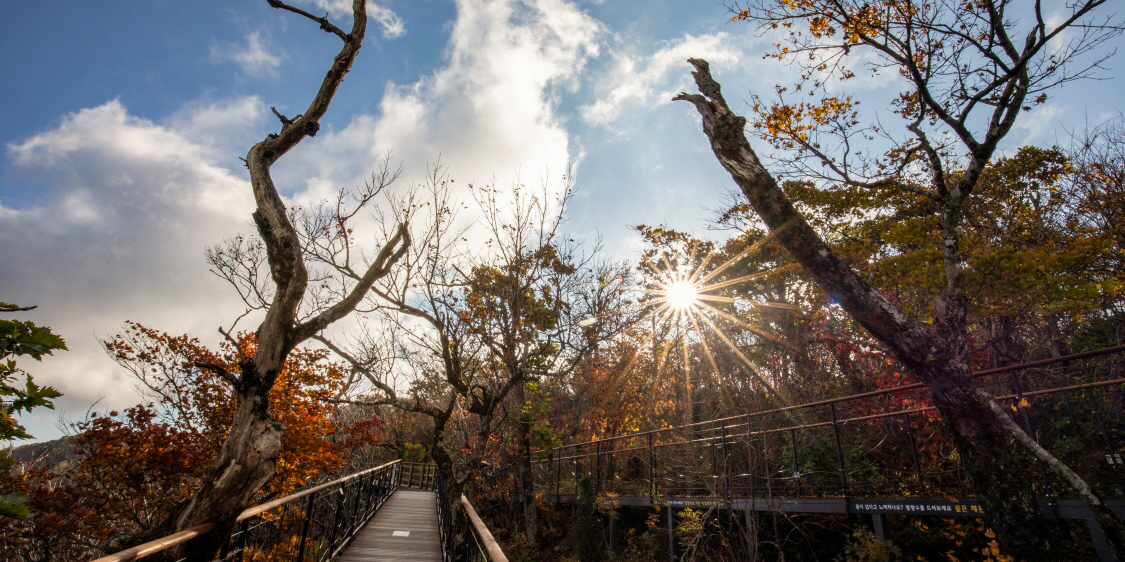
left=337, top=489, right=443, bottom=562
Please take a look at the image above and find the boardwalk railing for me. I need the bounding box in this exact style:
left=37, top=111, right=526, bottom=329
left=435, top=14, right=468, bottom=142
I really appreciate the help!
left=436, top=471, right=509, bottom=562
left=401, top=461, right=438, bottom=489
left=460, top=495, right=509, bottom=562
left=534, top=344, right=1125, bottom=503
left=93, top=459, right=402, bottom=562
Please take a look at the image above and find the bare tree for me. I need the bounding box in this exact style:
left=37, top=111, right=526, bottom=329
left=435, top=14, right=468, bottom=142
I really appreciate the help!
left=1070, top=117, right=1125, bottom=302
left=676, top=0, right=1123, bottom=558
left=171, top=1, right=410, bottom=556
left=314, top=170, right=639, bottom=543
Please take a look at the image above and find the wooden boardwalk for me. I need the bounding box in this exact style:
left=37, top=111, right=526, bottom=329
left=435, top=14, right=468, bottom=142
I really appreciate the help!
left=337, top=489, right=443, bottom=562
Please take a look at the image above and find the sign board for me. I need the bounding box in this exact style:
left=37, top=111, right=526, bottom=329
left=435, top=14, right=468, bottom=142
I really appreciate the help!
left=849, top=498, right=984, bottom=516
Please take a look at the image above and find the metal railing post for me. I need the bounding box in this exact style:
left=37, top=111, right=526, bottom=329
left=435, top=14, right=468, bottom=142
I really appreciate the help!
left=721, top=421, right=730, bottom=502
left=830, top=402, right=848, bottom=496
left=1087, top=386, right=1125, bottom=489
left=296, top=493, right=315, bottom=560
left=788, top=428, right=801, bottom=496
left=649, top=432, right=656, bottom=503
left=1010, top=370, right=1055, bottom=498
left=348, top=474, right=364, bottom=535
left=747, top=426, right=756, bottom=502
left=326, top=486, right=346, bottom=553
left=555, top=450, right=562, bottom=502
left=607, top=439, right=615, bottom=494
left=762, top=431, right=771, bottom=495
left=595, top=440, right=602, bottom=493
left=904, top=411, right=924, bottom=489
left=573, top=456, right=580, bottom=511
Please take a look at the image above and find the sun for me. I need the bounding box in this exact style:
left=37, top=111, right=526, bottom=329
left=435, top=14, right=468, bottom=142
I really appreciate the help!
left=663, top=280, right=700, bottom=310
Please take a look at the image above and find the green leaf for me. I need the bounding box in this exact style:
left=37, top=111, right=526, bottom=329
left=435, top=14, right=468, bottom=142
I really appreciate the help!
left=0, top=319, right=68, bottom=361
left=9, top=375, right=61, bottom=415
left=0, top=305, right=65, bottom=443
left=0, top=493, right=32, bottom=520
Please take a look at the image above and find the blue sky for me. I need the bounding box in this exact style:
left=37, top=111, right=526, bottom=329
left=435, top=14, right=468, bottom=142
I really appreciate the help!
left=3, top=0, right=1123, bottom=442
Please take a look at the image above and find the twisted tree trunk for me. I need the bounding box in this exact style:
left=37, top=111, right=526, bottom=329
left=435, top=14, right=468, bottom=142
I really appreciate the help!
left=170, top=2, right=408, bottom=558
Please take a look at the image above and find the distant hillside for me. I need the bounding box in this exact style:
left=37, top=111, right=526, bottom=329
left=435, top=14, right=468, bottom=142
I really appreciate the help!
left=8, top=436, right=82, bottom=470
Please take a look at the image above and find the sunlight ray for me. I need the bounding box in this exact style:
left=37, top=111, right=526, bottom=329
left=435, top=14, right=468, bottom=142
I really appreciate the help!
left=694, top=218, right=796, bottom=287
left=680, top=309, right=692, bottom=424
left=696, top=294, right=737, bottom=304
left=694, top=300, right=799, bottom=351
left=694, top=292, right=801, bottom=312
left=687, top=245, right=720, bottom=285
left=696, top=269, right=784, bottom=293
left=686, top=309, right=740, bottom=415
left=693, top=311, right=791, bottom=408
left=651, top=305, right=680, bottom=377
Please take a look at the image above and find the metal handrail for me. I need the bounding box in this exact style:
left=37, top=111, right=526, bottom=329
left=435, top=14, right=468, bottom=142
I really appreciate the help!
left=538, top=343, right=1125, bottom=453
left=91, top=459, right=402, bottom=562
left=533, top=344, right=1125, bottom=501
left=546, top=376, right=1125, bottom=462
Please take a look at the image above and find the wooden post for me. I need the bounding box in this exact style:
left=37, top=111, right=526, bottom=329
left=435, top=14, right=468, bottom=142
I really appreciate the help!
left=871, top=513, right=887, bottom=541
left=667, top=505, right=676, bottom=562
left=1087, top=516, right=1116, bottom=562
left=744, top=509, right=757, bottom=560
left=609, top=509, right=617, bottom=553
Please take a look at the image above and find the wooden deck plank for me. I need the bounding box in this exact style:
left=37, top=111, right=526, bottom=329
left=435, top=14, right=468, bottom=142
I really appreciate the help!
left=336, top=490, right=443, bottom=562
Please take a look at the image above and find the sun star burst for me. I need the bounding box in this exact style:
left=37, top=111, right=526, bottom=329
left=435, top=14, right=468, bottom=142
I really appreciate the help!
left=663, top=280, right=700, bottom=310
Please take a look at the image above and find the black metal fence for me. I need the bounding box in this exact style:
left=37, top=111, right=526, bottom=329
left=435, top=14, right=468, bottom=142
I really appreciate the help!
left=436, top=471, right=509, bottom=562
left=534, top=345, right=1125, bottom=503
left=94, top=459, right=402, bottom=562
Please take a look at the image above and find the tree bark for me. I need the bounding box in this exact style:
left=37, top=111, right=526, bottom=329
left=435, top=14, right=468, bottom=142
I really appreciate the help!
left=173, top=378, right=283, bottom=557
left=672, top=57, right=1093, bottom=560
left=170, top=2, right=413, bottom=558
left=514, top=382, right=538, bottom=545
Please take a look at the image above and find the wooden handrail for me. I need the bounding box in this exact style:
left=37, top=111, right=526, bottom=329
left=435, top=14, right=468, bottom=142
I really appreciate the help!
left=89, top=524, right=215, bottom=562
left=90, top=459, right=401, bottom=562
left=461, top=494, right=509, bottom=562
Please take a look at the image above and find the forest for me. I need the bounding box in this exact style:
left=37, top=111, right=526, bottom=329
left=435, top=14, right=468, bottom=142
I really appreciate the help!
left=2, top=0, right=1125, bottom=561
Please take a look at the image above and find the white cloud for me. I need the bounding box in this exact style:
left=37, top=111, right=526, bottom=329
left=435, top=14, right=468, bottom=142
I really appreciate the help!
left=369, top=2, right=406, bottom=39
left=579, top=33, right=742, bottom=127
left=3, top=100, right=257, bottom=438
left=3, top=0, right=603, bottom=441
left=281, top=0, right=604, bottom=196
left=302, top=0, right=406, bottom=39
left=1010, top=102, right=1067, bottom=146
left=304, top=0, right=357, bottom=17
left=211, top=31, right=283, bottom=77
left=164, top=96, right=269, bottom=155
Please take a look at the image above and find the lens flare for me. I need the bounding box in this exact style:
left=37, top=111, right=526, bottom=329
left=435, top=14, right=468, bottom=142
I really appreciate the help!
left=663, top=280, right=700, bottom=310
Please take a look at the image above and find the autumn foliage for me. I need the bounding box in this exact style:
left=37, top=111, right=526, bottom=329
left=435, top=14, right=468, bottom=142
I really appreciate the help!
left=0, top=322, right=381, bottom=562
